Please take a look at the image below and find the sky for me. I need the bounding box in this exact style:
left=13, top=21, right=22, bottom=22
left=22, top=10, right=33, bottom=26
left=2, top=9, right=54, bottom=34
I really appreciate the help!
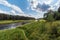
left=0, top=0, right=60, bottom=19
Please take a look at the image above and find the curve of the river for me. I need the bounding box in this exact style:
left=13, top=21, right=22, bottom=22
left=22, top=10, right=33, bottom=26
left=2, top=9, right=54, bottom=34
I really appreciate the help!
left=0, top=22, right=28, bottom=30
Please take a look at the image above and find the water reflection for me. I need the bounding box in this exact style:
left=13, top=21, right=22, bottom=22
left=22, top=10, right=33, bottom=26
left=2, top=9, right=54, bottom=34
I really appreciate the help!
left=0, top=23, right=22, bottom=30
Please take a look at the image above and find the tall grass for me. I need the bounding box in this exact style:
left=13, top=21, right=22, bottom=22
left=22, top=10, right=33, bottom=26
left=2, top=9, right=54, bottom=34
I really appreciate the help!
left=0, top=20, right=24, bottom=24
left=18, top=20, right=60, bottom=40
left=0, top=20, right=60, bottom=40
left=0, top=29, right=28, bottom=40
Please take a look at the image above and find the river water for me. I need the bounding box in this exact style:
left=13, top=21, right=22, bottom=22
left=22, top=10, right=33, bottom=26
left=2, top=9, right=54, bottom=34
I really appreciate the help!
left=0, top=22, right=28, bottom=30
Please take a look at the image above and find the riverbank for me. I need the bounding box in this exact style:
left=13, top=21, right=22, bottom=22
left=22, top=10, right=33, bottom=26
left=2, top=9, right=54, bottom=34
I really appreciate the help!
left=0, top=20, right=25, bottom=25
left=0, top=20, right=60, bottom=40
left=0, top=20, right=34, bottom=30
left=0, top=20, right=31, bottom=30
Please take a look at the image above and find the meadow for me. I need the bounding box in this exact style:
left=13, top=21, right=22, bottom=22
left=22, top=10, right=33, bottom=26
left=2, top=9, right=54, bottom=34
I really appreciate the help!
left=0, top=20, right=60, bottom=40
left=0, top=20, right=24, bottom=24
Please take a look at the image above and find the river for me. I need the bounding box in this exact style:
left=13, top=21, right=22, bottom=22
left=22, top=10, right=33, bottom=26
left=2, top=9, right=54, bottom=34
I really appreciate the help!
left=0, top=22, right=28, bottom=30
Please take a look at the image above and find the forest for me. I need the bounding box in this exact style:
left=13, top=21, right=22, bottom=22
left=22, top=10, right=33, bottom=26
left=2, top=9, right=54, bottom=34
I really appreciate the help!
left=44, top=7, right=60, bottom=21
left=0, top=13, right=35, bottom=20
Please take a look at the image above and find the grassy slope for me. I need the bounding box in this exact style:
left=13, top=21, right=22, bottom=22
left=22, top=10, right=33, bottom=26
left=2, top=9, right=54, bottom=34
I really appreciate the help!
left=17, top=20, right=60, bottom=40
left=0, top=29, right=28, bottom=40
left=0, top=20, right=60, bottom=40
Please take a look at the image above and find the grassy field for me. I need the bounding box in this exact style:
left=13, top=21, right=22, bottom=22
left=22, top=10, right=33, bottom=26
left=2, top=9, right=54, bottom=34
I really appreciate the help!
left=0, top=20, right=24, bottom=24
left=0, top=20, right=60, bottom=40
left=0, top=20, right=35, bottom=24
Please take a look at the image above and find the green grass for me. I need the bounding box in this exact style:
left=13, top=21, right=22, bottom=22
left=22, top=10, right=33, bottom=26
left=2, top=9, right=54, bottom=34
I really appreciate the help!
left=0, top=29, right=28, bottom=40
left=0, top=20, right=35, bottom=24
left=18, top=20, right=60, bottom=40
left=0, top=20, right=60, bottom=40
left=0, top=20, right=25, bottom=24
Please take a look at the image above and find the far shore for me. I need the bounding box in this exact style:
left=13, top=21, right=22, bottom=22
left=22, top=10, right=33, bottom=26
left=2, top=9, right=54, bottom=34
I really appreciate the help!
left=0, top=20, right=24, bottom=25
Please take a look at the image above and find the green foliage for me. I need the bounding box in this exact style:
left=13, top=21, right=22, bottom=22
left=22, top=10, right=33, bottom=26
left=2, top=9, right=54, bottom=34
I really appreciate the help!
left=44, top=7, right=60, bottom=21
left=0, top=20, right=60, bottom=40
left=0, top=13, right=35, bottom=20
left=0, top=29, right=28, bottom=40
left=58, top=7, right=60, bottom=12
left=47, top=14, right=55, bottom=22
left=0, top=20, right=24, bottom=24
left=18, top=21, right=60, bottom=40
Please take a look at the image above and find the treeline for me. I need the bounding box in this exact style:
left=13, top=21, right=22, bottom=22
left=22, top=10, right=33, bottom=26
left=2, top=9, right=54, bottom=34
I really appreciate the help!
left=44, top=7, right=60, bottom=21
left=0, top=13, right=35, bottom=20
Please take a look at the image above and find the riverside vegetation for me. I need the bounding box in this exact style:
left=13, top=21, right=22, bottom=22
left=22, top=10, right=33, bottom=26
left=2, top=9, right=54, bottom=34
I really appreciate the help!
left=0, top=7, right=60, bottom=40
left=0, top=20, right=24, bottom=24
left=0, top=20, right=60, bottom=40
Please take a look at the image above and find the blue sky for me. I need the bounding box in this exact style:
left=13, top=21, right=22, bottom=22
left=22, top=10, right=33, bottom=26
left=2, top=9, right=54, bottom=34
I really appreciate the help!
left=0, top=0, right=60, bottom=19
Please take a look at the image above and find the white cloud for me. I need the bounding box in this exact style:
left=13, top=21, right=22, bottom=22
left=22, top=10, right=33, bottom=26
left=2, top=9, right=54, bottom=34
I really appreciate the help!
left=0, top=0, right=24, bottom=14
left=27, top=0, right=60, bottom=18
left=27, top=0, right=60, bottom=12
left=0, top=9, right=16, bottom=15
left=0, top=9, right=7, bottom=13
left=0, top=9, right=34, bottom=18
left=48, top=0, right=60, bottom=11
left=0, top=0, right=34, bottom=18
left=9, top=10, right=17, bottom=15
